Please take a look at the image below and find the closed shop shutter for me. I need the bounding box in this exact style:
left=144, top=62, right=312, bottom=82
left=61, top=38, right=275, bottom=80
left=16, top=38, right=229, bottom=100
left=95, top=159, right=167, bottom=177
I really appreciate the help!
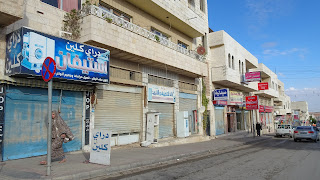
left=215, top=107, right=225, bottom=135
left=3, top=86, right=83, bottom=161
left=94, top=89, right=142, bottom=134
left=179, top=97, right=197, bottom=134
left=148, top=102, right=174, bottom=138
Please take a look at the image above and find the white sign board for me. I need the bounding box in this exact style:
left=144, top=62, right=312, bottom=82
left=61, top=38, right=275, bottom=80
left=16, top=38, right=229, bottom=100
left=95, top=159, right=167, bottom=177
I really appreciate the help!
left=90, top=129, right=111, bottom=165
left=148, top=84, right=176, bottom=103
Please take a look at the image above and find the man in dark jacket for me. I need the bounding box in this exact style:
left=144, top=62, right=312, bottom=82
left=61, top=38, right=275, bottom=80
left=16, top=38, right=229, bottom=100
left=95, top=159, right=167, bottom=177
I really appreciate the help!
left=256, top=122, right=262, bottom=136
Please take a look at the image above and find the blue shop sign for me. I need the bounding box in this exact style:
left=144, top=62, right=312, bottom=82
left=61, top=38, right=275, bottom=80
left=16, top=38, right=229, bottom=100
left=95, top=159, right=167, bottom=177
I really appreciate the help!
left=5, top=27, right=110, bottom=83
left=213, top=88, right=229, bottom=101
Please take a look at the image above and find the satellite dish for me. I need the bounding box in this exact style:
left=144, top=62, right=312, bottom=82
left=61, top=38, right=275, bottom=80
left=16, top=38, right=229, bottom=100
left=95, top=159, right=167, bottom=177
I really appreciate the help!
left=197, top=46, right=206, bottom=55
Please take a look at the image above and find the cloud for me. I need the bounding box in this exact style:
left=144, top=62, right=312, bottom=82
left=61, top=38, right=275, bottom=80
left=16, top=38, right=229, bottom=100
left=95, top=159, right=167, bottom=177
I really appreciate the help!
left=262, top=48, right=307, bottom=59
left=261, top=42, right=277, bottom=49
left=285, top=87, right=320, bottom=112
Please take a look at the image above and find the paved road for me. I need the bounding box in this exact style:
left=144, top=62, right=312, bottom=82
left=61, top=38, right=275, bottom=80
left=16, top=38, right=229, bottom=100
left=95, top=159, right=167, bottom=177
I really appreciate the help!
left=107, top=137, right=320, bottom=180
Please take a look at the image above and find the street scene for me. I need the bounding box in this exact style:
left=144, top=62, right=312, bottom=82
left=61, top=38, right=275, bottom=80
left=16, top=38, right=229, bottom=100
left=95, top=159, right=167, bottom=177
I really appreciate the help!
left=0, top=0, right=319, bottom=179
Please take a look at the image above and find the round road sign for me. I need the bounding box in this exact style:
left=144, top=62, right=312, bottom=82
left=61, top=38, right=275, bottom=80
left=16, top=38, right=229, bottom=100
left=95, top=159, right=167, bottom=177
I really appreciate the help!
left=42, top=57, right=56, bottom=82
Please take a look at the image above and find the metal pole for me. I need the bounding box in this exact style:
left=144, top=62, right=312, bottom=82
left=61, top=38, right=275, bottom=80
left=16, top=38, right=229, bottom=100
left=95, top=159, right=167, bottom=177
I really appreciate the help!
left=47, top=80, right=52, bottom=176
left=253, top=110, right=256, bottom=138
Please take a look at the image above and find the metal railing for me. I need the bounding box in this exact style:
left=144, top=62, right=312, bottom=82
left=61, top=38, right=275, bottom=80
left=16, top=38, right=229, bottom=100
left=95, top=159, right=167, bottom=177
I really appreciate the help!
left=179, top=81, right=197, bottom=91
left=110, top=67, right=142, bottom=82
left=82, top=5, right=205, bottom=62
left=148, top=75, right=174, bottom=87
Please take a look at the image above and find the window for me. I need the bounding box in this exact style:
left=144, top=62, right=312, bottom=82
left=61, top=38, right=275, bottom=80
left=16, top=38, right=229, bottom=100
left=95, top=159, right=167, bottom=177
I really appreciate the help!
left=241, top=62, right=244, bottom=74
left=232, top=56, right=234, bottom=70
left=188, top=0, right=195, bottom=11
left=151, top=28, right=170, bottom=40
left=228, top=54, right=231, bottom=68
left=41, top=0, right=81, bottom=12
left=239, top=60, right=241, bottom=74
left=178, top=41, right=188, bottom=49
left=200, top=0, right=206, bottom=12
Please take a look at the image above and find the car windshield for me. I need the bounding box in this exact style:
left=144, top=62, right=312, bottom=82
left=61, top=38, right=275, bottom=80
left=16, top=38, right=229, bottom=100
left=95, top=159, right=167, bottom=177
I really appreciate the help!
left=296, top=126, right=311, bottom=130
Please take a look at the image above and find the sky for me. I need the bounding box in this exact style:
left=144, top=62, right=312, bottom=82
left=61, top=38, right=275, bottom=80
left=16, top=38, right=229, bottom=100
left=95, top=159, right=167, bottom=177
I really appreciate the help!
left=207, top=0, right=320, bottom=112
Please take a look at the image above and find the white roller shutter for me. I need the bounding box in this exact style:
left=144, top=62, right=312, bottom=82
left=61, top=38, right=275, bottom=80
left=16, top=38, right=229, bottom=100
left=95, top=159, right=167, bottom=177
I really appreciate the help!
left=148, top=102, right=174, bottom=138
left=94, top=89, right=142, bottom=134
left=179, top=98, right=197, bottom=134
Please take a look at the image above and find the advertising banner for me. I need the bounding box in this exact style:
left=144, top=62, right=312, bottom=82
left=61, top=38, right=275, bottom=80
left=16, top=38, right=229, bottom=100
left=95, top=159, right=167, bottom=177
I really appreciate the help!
left=265, top=106, right=273, bottom=113
left=0, top=84, right=5, bottom=161
left=90, top=129, right=111, bottom=165
left=245, top=72, right=261, bottom=82
left=5, top=27, right=110, bottom=83
left=246, top=96, right=259, bottom=110
left=212, top=100, right=228, bottom=106
left=213, top=88, right=229, bottom=101
left=85, top=92, right=91, bottom=145
left=229, top=91, right=243, bottom=105
left=259, top=105, right=265, bottom=112
left=148, top=84, right=176, bottom=103
left=258, top=82, right=269, bottom=90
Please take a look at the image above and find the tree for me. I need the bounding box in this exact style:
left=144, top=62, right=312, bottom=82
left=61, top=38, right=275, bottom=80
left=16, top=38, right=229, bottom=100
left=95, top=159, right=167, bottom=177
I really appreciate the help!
left=309, top=116, right=317, bottom=124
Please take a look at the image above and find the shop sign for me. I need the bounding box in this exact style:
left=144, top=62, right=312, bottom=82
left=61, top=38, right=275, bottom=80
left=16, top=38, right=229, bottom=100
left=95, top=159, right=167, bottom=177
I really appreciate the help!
left=259, top=105, right=265, bottom=112
left=90, top=129, right=111, bottom=165
left=246, top=96, right=259, bottom=110
left=0, top=84, right=5, bottom=161
left=85, top=92, right=91, bottom=145
left=258, top=82, right=269, bottom=90
left=213, top=88, right=229, bottom=101
left=293, top=114, right=299, bottom=120
left=148, top=84, right=176, bottom=103
left=229, top=91, right=243, bottom=105
left=265, top=106, right=273, bottom=113
left=5, top=27, right=110, bottom=83
left=245, top=72, right=261, bottom=82
left=213, top=100, right=228, bottom=106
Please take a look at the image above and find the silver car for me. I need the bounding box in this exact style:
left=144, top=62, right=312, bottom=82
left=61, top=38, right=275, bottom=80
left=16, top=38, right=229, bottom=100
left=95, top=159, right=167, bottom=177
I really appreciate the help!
left=293, top=126, right=318, bottom=142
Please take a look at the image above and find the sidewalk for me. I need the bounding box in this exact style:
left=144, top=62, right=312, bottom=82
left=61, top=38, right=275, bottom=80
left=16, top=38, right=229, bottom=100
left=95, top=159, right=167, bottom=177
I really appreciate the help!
left=0, top=132, right=272, bottom=180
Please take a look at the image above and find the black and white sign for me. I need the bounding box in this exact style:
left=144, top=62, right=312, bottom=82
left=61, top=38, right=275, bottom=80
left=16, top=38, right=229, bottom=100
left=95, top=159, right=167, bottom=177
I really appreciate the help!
left=85, top=91, right=90, bottom=145
left=0, top=84, right=6, bottom=161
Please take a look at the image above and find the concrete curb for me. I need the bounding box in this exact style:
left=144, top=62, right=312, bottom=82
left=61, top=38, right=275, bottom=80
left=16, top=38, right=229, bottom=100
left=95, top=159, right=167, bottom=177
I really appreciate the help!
left=47, top=136, right=271, bottom=180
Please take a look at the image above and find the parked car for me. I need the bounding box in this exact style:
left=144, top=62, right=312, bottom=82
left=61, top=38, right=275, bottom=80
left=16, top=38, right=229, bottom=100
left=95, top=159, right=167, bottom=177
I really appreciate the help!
left=293, top=126, right=319, bottom=142
left=275, top=124, right=294, bottom=138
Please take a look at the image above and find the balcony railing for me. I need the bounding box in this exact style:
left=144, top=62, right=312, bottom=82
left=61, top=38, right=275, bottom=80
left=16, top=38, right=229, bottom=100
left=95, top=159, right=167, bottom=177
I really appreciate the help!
left=179, top=82, right=197, bottom=91
left=110, top=67, right=142, bottom=82
left=82, top=5, right=205, bottom=62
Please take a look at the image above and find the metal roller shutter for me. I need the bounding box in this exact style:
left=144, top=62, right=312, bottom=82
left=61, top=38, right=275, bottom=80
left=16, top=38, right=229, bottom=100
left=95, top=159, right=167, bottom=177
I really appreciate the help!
left=179, top=98, right=197, bottom=134
left=94, top=90, right=142, bottom=134
left=3, top=86, right=83, bottom=161
left=215, top=107, right=225, bottom=135
left=148, top=102, right=174, bottom=139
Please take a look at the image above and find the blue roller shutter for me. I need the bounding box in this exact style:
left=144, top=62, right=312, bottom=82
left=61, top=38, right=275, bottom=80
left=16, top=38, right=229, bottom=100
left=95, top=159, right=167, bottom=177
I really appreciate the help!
left=215, top=107, right=225, bottom=135
left=3, top=86, right=83, bottom=161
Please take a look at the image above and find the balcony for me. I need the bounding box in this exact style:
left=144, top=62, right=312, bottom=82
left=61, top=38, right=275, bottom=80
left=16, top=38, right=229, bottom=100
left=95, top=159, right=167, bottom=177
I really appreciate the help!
left=80, top=5, right=207, bottom=78
left=126, top=0, right=207, bottom=37
left=0, top=0, right=24, bottom=27
left=211, top=66, right=257, bottom=92
left=255, top=88, right=279, bottom=98
left=110, top=66, right=142, bottom=86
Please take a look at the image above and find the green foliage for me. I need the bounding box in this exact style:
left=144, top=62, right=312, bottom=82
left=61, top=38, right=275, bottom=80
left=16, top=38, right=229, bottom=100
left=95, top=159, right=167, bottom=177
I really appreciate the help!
left=62, top=9, right=82, bottom=40
left=155, top=35, right=160, bottom=42
left=309, top=116, right=317, bottom=124
left=202, top=78, right=209, bottom=131
left=105, top=17, right=113, bottom=23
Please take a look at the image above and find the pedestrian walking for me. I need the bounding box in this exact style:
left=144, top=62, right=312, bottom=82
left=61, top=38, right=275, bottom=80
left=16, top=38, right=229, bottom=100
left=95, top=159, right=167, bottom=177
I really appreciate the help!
left=256, top=122, right=262, bottom=136
left=40, top=110, right=74, bottom=165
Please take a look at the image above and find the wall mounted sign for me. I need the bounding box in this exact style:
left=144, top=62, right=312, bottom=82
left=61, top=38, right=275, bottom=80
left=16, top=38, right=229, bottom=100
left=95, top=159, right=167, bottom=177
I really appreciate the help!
left=213, top=88, right=229, bottom=101
left=246, top=96, right=259, bottom=110
left=148, top=84, right=176, bottom=103
left=5, top=27, right=110, bottom=83
left=258, top=82, right=269, bottom=90
left=245, top=72, right=261, bottom=82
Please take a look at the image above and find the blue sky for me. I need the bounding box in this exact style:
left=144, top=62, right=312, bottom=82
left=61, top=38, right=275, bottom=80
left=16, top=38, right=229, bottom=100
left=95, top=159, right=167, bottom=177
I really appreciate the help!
left=207, top=0, right=320, bottom=112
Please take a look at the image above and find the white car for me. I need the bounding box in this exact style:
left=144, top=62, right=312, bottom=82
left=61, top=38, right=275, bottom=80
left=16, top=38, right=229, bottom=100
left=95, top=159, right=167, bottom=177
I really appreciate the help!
left=275, top=124, right=294, bottom=138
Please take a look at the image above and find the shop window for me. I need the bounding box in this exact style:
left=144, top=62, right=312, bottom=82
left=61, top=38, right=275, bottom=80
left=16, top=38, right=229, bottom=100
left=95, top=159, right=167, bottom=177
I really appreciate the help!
left=178, top=40, right=188, bottom=49
left=41, top=0, right=81, bottom=12
left=151, top=27, right=170, bottom=40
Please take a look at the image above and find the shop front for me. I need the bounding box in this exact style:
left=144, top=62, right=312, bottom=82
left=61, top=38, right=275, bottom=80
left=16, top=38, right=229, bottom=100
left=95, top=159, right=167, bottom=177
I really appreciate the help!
left=2, top=27, right=109, bottom=160
left=179, top=92, right=197, bottom=135
left=213, top=89, right=229, bottom=135
left=148, top=84, right=176, bottom=139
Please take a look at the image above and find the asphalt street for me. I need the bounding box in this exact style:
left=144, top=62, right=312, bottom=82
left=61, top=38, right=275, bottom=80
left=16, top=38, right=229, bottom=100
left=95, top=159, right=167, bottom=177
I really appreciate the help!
left=106, top=136, right=320, bottom=180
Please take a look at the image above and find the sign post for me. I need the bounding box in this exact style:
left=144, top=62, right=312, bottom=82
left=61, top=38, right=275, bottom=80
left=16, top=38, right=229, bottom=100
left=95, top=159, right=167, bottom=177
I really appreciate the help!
left=246, top=96, right=259, bottom=138
left=42, top=57, right=56, bottom=176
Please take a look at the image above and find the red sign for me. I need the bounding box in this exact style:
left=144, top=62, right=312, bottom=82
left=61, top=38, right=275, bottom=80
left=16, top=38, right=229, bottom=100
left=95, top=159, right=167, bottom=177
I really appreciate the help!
left=265, top=106, right=273, bottom=113
left=294, top=115, right=299, bottom=120
left=246, top=96, right=258, bottom=110
left=259, top=105, right=265, bottom=112
left=245, top=72, right=261, bottom=82
left=41, top=57, right=56, bottom=82
left=258, top=82, right=269, bottom=90
left=213, top=100, right=228, bottom=105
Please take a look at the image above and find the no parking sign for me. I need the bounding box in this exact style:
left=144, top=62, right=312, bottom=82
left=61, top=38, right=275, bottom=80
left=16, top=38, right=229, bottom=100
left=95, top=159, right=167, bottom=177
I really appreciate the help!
left=41, top=57, right=56, bottom=82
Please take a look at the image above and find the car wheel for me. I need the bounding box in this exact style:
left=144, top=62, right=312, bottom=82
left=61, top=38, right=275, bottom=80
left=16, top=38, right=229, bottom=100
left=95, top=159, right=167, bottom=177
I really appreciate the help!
left=294, top=138, right=297, bottom=142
